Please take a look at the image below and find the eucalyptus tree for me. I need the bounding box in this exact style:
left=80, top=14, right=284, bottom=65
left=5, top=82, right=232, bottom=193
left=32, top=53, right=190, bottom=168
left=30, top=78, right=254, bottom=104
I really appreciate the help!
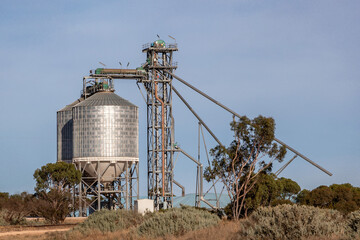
left=33, top=161, right=81, bottom=223
left=204, top=115, right=286, bottom=219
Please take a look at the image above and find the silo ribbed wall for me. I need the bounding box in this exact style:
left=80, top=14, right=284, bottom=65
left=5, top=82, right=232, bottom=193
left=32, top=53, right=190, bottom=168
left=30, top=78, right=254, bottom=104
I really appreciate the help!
left=72, top=105, right=138, bottom=159
left=57, top=98, right=83, bottom=163
left=72, top=92, right=139, bottom=181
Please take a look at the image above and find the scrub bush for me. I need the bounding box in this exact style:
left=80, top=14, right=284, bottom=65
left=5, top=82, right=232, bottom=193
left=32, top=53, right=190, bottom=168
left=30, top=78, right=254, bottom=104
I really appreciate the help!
left=75, top=209, right=144, bottom=233
left=238, top=204, right=345, bottom=240
left=0, top=210, right=9, bottom=226
left=137, top=206, right=220, bottom=237
left=346, top=210, right=360, bottom=238
left=0, top=192, right=32, bottom=225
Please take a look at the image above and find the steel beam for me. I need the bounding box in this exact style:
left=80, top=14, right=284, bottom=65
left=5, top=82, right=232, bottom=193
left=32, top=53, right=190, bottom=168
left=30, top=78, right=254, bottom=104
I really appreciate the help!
left=166, top=71, right=332, bottom=176
left=172, top=86, right=223, bottom=146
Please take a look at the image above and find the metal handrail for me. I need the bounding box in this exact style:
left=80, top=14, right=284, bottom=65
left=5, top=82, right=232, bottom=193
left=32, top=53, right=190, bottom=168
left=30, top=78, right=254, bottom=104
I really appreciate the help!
left=142, top=42, right=178, bottom=50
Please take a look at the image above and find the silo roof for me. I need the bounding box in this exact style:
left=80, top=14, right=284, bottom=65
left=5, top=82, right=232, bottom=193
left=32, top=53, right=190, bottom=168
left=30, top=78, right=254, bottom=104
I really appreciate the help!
left=74, top=92, right=137, bottom=108
left=58, top=98, right=84, bottom=112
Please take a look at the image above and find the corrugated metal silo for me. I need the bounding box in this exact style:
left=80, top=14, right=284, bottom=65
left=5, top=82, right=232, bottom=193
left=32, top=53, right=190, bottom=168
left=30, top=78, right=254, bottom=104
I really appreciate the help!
left=72, top=91, right=139, bottom=183
left=57, top=98, right=83, bottom=163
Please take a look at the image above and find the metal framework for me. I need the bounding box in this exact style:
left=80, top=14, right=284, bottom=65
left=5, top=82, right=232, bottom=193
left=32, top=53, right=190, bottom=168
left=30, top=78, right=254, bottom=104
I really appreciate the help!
left=78, top=39, right=332, bottom=212
left=70, top=77, right=140, bottom=216
left=166, top=70, right=333, bottom=177
left=74, top=160, right=139, bottom=215
left=83, top=42, right=179, bottom=210
left=141, top=42, right=178, bottom=209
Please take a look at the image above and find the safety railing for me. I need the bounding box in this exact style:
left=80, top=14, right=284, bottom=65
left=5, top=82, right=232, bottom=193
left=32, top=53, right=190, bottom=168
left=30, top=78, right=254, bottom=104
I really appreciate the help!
left=142, top=42, right=178, bottom=50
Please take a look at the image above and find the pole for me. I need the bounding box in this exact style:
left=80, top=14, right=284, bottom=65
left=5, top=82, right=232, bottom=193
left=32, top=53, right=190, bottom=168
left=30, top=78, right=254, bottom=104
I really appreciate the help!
left=172, top=86, right=223, bottom=146
left=167, top=71, right=332, bottom=176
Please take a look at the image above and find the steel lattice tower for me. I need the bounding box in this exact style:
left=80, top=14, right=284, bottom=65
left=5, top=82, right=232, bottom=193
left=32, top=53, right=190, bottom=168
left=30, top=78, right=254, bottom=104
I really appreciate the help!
left=142, top=41, right=178, bottom=209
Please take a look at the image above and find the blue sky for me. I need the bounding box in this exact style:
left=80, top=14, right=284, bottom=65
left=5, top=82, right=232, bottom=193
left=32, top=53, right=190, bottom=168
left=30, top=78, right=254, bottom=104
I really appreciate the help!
left=0, top=0, right=359, bottom=196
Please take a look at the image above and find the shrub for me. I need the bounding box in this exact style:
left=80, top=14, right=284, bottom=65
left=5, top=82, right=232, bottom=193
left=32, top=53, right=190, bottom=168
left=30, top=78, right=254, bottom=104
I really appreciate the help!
left=270, top=199, right=293, bottom=207
left=238, top=204, right=345, bottom=240
left=137, top=206, right=220, bottom=237
left=75, top=209, right=144, bottom=233
left=33, top=189, right=73, bottom=224
left=0, top=209, right=27, bottom=225
left=0, top=192, right=9, bottom=210
left=0, top=193, right=32, bottom=225
left=0, top=210, right=9, bottom=226
left=346, top=210, right=360, bottom=238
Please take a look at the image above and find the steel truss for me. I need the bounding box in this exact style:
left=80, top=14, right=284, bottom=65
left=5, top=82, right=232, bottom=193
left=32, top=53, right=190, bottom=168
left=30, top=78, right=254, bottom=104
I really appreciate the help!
left=142, top=43, right=178, bottom=209
left=74, top=160, right=139, bottom=216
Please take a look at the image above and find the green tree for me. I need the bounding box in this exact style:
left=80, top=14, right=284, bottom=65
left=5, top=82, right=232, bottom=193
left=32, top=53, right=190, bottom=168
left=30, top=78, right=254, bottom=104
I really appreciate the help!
left=204, top=115, right=286, bottom=219
left=33, top=161, right=81, bottom=224
left=296, top=183, right=360, bottom=214
left=234, top=173, right=300, bottom=217
left=0, top=192, right=9, bottom=210
left=309, top=185, right=334, bottom=208
left=330, top=184, right=359, bottom=214
left=242, top=173, right=281, bottom=216
left=296, top=189, right=311, bottom=205
left=353, top=186, right=360, bottom=207
left=34, top=161, right=81, bottom=192
left=277, top=177, right=301, bottom=201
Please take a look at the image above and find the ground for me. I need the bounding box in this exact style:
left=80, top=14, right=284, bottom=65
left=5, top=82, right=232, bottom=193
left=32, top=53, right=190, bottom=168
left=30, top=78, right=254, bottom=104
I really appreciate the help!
left=0, top=217, right=86, bottom=240
left=0, top=219, right=239, bottom=240
left=0, top=217, right=357, bottom=240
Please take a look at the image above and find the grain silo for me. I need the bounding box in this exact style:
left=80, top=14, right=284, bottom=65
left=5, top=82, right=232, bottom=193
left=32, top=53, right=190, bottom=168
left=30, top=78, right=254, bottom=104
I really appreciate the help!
left=57, top=98, right=83, bottom=163
left=74, top=85, right=139, bottom=214
left=72, top=91, right=139, bottom=183
left=57, top=79, right=139, bottom=215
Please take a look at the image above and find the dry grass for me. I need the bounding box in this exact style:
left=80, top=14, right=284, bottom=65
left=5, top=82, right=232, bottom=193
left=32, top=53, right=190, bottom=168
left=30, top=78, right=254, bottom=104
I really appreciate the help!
left=306, top=236, right=360, bottom=240
left=0, top=217, right=87, bottom=240
left=75, top=209, right=143, bottom=233
left=39, top=220, right=239, bottom=240
left=25, top=217, right=87, bottom=224
left=39, top=229, right=144, bottom=240
left=238, top=204, right=346, bottom=240
left=2, top=220, right=360, bottom=240
left=1, top=207, right=359, bottom=240
left=137, top=207, right=219, bottom=237
left=165, top=220, right=241, bottom=240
